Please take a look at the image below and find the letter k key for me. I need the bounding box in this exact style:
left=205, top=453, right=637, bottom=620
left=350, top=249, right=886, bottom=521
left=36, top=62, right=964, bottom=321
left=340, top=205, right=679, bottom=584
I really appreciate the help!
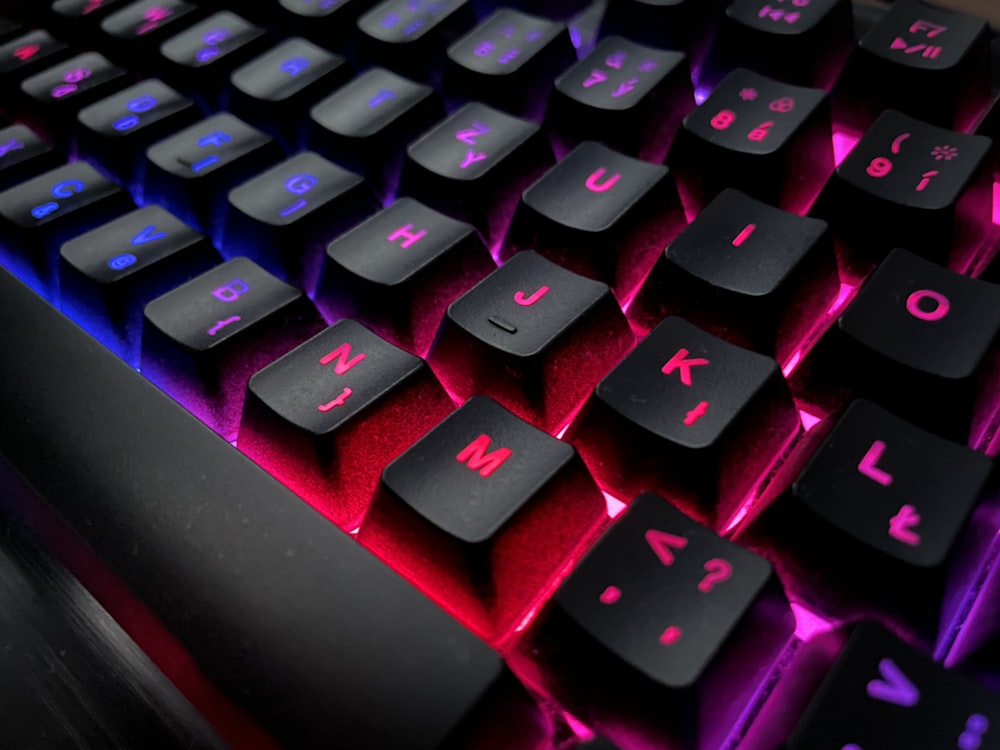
left=662, top=348, right=709, bottom=386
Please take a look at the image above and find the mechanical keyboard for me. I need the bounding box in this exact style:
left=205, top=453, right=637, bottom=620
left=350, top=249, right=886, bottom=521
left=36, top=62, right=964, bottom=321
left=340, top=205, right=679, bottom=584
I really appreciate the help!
left=1, top=0, right=1000, bottom=748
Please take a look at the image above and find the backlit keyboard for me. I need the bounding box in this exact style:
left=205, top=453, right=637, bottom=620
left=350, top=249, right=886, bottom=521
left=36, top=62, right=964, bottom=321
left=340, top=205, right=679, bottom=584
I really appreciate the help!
left=1, top=1, right=1000, bottom=748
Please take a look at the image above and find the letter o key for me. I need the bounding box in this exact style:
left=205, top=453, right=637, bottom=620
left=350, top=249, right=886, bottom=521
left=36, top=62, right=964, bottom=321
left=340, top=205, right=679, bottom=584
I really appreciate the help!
left=905, top=289, right=950, bottom=322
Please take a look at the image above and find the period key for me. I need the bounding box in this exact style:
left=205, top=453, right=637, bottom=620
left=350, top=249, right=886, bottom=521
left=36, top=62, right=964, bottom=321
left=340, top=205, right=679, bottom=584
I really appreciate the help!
left=519, top=492, right=793, bottom=750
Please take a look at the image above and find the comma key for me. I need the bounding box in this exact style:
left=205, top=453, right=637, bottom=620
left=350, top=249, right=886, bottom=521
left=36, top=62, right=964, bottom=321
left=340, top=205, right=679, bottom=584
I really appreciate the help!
left=517, top=492, right=793, bottom=750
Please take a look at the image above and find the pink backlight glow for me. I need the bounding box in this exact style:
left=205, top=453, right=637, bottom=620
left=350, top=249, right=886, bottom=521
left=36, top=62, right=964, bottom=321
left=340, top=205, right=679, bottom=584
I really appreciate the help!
left=791, top=602, right=839, bottom=641
left=832, top=129, right=861, bottom=167
left=781, top=282, right=857, bottom=377
left=993, top=181, right=1000, bottom=226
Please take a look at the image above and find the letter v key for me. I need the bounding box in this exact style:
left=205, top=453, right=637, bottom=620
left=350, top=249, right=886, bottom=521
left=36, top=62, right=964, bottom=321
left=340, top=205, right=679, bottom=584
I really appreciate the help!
left=131, top=225, right=168, bottom=246
left=867, top=658, right=920, bottom=707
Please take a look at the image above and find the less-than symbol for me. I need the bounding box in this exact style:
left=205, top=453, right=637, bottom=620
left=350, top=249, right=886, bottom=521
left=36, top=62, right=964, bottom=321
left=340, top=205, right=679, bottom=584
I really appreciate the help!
left=645, top=529, right=688, bottom=566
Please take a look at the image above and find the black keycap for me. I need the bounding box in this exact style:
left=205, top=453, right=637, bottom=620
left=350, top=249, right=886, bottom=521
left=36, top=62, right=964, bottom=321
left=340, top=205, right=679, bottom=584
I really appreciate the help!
left=0, top=123, right=61, bottom=192
left=834, top=0, right=991, bottom=132
left=141, top=256, right=324, bottom=439
left=567, top=317, right=799, bottom=527
left=222, top=150, right=377, bottom=291
left=787, top=624, right=1000, bottom=749
left=99, top=0, right=203, bottom=61
left=144, top=112, right=282, bottom=239
left=0, top=30, right=70, bottom=97
left=355, top=0, right=475, bottom=84
left=76, top=79, right=200, bottom=190
left=229, top=37, right=352, bottom=148
left=18, top=52, right=130, bottom=141
left=443, top=8, right=575, bottom=120
left=701, top=0, right=854, bottom=89
left=401, top=101, right=552, bottom=245
left=316, top=196, right=494, bottom=357
left=629, top=188, right=839, bottom=363
left=360, top=395, right=606, bottom=641
left=0, top=18, right=23, bottom=44
left=0, top=258, right=550, bottom=750
left=59, top=205, right=220, bottom=366
left=741, top=399, right=992, bottom=640
left=51, top=0, right=130, bottom=24
left=307, top=67, right=442, bottom=201
left=668, top=67, right=832, bottom=216
left=0, top=160, right=132, bottom=299
left=239, top=319, right=453, bottom=530
left=270, top=0, right=376, bottom=49
left=803, top=248, right=1000, bottom=440
left=546, top=36, right=693, bottom=163
left=522, top=492, right=793, bottom=750
left=812, top=110, right=992, bottom=278
left=158, top=11, right=271, bottom=107
left=431, top=251, right=633, bottom=433
left=599, top=0, right=727, bottom=68
left=503, top=140, right=685, bottom=301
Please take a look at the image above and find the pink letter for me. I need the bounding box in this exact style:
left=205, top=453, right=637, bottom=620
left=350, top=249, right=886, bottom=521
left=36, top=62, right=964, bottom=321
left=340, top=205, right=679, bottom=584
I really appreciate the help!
left=513, top=286, right=549, bottom=306
left=661, top=348, right=709, bottom=386
left=905, top=289, right=949, bottom=321
left=387, top=223, right=427, bottom=248
left=320, top=343, right=366, bottom=375
left=585, top=167, right=621, bottom=193
left=460, top=150, right=488, bottom=169
left=456, top=434, right=512, bottom=478
left=858, top=440, right=893, bottom=486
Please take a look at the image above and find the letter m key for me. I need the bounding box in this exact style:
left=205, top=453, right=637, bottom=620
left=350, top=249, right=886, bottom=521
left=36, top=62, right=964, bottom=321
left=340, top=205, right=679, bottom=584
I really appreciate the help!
left=456, top=434, right=512, bottom=478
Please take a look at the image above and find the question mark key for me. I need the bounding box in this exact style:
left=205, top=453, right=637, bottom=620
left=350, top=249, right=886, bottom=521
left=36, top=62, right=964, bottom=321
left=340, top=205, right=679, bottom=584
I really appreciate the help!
left=527, top=493, right=794, bottom=746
